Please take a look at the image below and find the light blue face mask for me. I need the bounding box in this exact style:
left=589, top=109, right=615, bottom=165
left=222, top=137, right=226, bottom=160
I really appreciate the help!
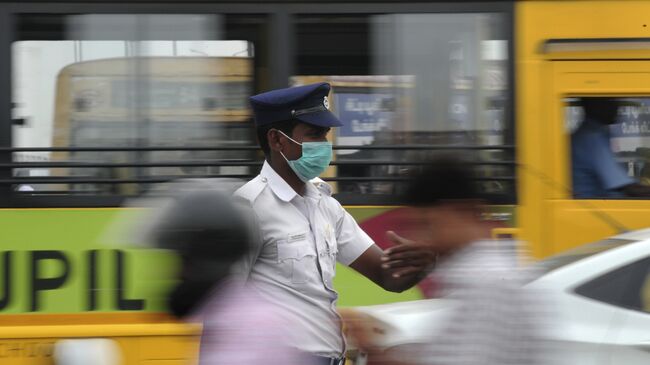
left=276, top=130, right=333, bottom=182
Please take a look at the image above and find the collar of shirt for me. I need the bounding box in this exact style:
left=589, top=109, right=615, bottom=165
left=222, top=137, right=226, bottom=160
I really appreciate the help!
left=260, top=161, right=321, bottom=202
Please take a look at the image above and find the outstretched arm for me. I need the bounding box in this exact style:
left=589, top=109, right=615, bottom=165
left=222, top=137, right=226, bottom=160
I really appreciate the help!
left=349, top=231, right=436, bottom=293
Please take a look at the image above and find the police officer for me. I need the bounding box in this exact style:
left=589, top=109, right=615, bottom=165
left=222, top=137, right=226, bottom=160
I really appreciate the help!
left=234, top=82, right=436, bottom=365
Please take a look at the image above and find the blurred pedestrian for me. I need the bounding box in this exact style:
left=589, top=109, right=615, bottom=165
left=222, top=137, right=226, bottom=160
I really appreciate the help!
left=357, top=157, right=549, bottom=365
left=152, top=188, right=309, bottom=365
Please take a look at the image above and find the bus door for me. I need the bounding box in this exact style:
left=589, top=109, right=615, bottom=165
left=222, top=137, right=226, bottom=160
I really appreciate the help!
left=545, top=57, right=650, bottom=253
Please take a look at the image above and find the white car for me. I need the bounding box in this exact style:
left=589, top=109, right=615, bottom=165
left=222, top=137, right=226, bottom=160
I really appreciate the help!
left=345, top=228, right=650, bottom=365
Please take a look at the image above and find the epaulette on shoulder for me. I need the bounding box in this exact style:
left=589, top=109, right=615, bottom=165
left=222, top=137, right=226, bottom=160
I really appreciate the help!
left=311, top=177, right=333, bottom=197
left=233, top=176, right=266, bottom=204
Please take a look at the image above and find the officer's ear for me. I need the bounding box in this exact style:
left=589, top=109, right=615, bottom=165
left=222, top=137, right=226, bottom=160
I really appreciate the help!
left=267, top=129, right=284, bottom=153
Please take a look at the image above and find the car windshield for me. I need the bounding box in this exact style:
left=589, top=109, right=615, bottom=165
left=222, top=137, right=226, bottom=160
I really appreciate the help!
left=539, top=238, right=635, bottom=274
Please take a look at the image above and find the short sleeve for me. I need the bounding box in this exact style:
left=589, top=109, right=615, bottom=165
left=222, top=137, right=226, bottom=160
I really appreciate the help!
left=591, top=135, right=635, bottom=191
left=230, top=199, right=264, bottom=281
left=332, top=201, right=374, bottom=266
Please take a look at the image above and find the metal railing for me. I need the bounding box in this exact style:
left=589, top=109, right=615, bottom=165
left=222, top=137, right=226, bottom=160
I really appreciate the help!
left=2, top=144, right=516, bottom=206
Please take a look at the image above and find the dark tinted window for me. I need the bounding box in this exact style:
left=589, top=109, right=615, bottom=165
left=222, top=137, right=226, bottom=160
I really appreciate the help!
left=575, top=256, right=650, bottom=312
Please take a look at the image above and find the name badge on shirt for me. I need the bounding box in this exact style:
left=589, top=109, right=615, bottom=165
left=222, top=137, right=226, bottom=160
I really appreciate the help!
left=288, top=232, right=307, bottom=243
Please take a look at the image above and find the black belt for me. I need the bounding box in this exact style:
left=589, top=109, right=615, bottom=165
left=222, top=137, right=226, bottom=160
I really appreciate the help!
left=312, top=356, right=345, bottom=365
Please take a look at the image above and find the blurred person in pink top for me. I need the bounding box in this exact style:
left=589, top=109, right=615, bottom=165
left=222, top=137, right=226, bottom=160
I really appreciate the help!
left=151, top=188, right=311, bottom=365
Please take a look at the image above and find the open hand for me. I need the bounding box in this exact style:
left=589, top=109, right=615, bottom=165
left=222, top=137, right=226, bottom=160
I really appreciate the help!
left=381, top=231, right=437, bottom=278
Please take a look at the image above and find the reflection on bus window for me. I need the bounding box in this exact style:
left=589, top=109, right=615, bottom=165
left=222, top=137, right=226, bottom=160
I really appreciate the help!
left=12, top=14, right=257, bottom=195
left=294, top=13, right=512, bottom=202
left=13, top=12, right=514, bottom=203
left=567, top=97, right=650, bottom=199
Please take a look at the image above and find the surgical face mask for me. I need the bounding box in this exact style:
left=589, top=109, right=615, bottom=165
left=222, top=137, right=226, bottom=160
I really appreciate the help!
left=275, top=130, right=333, bottom=182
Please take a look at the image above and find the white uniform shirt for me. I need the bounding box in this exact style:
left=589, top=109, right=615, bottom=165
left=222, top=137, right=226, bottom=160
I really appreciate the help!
left=234, top=162, right=374, bottom=358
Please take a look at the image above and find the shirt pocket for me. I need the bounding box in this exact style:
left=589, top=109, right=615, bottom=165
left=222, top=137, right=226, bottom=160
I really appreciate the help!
left=276, top=240, right=315, bottom=284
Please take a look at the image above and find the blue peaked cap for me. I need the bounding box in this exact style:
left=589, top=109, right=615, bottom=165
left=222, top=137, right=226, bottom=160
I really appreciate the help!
left=249, top=82, right=343, bottom=127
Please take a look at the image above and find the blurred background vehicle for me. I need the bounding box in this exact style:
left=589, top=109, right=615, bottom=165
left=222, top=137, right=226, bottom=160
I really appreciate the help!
left=344, top=228, right=650, bottom=365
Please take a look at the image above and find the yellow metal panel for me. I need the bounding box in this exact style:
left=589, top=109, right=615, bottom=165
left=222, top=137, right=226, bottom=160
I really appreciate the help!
left=544, top=49, right=650, bottom=61
left=518, top=1, right=650, bottom=61
left=0, top=324, right=198, bottom=339
left=140, top=336, right=200, bottom=361
left=0, top=314, right=200, bottom=365
left=515, top=58, right=550, bottom=257
left=491, top=227, right=520, bottom=239
left=553, top=60, right=650, bottom=94
left=548, top=199, right=650, bottom=253
left=0, top=339, right=56, bottom=365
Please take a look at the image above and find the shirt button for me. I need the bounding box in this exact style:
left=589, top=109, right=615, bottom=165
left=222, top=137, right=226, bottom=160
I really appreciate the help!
left=261, top=177, right=267, bottom=183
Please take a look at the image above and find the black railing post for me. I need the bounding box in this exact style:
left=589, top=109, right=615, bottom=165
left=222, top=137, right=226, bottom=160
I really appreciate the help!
left=0, top=9, right=13, bottom=206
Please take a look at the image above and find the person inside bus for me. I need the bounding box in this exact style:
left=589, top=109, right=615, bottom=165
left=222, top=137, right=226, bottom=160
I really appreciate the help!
left=234, top=82, right=436, bottom=365
left=572, top=97, right=650, bottom=198
left=152, top=189, right=310, bottom=365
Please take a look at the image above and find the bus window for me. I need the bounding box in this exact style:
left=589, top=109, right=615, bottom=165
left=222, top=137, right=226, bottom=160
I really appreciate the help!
left=12, top=14, right=263, bottom=196
left=293, top=13, right=513, bottom=204
left=567, top=97, right=650, bottom=199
